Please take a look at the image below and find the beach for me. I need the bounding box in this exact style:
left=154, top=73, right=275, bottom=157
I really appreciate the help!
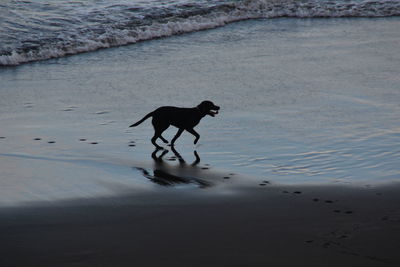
left=1, top=15, right=400, bottom=266
left=1, top=183, right=400, bottom=267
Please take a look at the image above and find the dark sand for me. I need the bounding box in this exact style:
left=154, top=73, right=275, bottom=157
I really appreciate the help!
left=1, top=181, right=400, bottom=267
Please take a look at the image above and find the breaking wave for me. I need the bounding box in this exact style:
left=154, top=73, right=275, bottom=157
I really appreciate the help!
left=1, top=0, right=399, bottom=66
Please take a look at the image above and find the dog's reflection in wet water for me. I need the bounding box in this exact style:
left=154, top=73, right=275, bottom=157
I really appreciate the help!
left=135, top=147, right=212, bottom=188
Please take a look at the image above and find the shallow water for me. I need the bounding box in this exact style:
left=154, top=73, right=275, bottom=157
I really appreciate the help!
left=1, top=18, right=399, bottom=205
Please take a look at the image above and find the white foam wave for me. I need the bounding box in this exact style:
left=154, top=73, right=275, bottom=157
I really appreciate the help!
left=1, top=0, right=399, bottom=66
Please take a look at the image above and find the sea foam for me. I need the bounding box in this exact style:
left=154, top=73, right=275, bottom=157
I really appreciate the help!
left=1, top=0, right=399, bottom=66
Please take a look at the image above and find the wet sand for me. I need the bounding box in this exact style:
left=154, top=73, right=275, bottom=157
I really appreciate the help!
left=1, top=181, right=400, bottom=267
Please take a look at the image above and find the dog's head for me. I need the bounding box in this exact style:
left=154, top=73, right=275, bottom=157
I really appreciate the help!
left=197, top=100, right=220, bottom=117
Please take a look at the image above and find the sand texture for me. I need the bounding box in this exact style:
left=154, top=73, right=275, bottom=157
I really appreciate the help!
left=1, top=182, right=400, bottom=266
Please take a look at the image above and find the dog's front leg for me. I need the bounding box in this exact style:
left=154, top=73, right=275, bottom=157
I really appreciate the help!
left=170, top=128, right=184, bottom=146
left=186, top=128, right=200, bottom=144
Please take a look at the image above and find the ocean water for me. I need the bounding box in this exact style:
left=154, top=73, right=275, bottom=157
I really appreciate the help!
left=1, top=0, right=400, bottom=66
left=0, top=1, right=400, bottom=205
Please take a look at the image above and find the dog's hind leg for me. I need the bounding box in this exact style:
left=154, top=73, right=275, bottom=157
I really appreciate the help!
left=170, top=128, right=184, bottom=146
left=151, top=131, right=164, bottom=149
left=151, top=119, right=169, bottom=148
left=186, top=128, right=200, bottom=144
left=151, top=131, right=167, bottom=149
left=159, top=135, right=168, bottom=144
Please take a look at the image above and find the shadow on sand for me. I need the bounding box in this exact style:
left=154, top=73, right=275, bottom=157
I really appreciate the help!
left=135, top=147, right=212, bottom=188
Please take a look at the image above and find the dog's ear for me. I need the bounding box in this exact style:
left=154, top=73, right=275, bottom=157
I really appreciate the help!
left=198, top=101, right=212, bottom=109
left=197, top=101, right=208, bottom=111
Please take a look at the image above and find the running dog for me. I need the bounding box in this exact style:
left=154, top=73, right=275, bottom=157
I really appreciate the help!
left=129, top=100, right=220, bottom=149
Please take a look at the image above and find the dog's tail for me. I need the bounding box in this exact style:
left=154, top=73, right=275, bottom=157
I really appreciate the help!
left=129, top=112, right=153, bottom=127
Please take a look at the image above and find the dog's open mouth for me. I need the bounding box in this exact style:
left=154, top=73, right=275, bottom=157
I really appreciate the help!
left=208, top=110, right=219, bottom=117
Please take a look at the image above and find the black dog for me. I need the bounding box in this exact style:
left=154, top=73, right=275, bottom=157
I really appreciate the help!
left=130, top=101, right=220, bottom=149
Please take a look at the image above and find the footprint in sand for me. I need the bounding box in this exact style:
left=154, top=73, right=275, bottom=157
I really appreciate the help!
left=128, top=141, right=136, bottom=147
left=95, top=111, right=110, bottom=115
left=332, top=209, right=353, bottom=214
left=24, top=103, right=34, bottom=108
left=259, top=180, right=270, bottom=186
left=329, top=230, right=352, bottom=240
